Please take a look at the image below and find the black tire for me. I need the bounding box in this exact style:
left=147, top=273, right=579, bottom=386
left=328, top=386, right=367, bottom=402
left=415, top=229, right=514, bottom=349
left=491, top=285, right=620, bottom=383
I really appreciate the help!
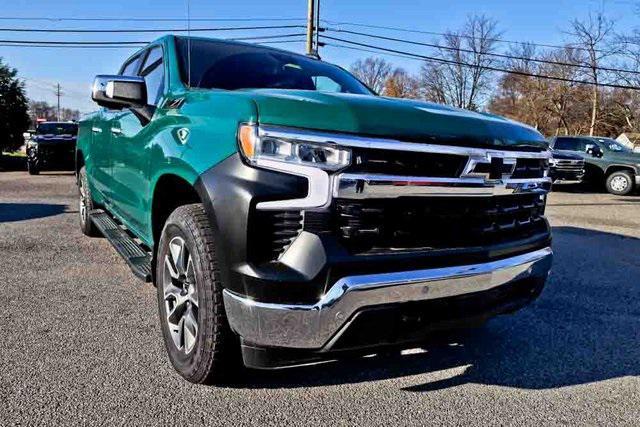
left=27, top=159, right=40, bottom=175
left=605, top=170, right=634, bottom=195
left=156, top=203, right=241, bottom=384
left=78, top=166, right=100, bottom=237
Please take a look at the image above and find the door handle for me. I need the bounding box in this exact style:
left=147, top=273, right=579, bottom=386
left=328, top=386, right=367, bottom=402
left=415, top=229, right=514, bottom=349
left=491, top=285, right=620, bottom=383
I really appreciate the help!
left=111, top=127, right=122, bottom=135
left=91, top=127, right=102, bottom=133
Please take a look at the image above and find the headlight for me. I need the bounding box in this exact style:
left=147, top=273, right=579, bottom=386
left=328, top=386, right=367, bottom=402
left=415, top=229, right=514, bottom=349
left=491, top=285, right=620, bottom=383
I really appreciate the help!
left=548, top=158, right=557, bottom=166
left=238, top=124, right=351, bottom=171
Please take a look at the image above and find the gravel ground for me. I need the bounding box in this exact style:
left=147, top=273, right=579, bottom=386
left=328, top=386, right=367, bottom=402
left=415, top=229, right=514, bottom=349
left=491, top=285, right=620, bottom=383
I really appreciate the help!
left=0, top=172, right=638, bottom=426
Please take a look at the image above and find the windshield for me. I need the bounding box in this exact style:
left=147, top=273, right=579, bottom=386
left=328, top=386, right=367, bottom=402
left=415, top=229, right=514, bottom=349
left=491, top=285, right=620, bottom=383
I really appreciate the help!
left=594, top=138, right=632, bottom=153
left=175, top=37, right=372, bottom=95
left=36, top=123, right=78, bottom=136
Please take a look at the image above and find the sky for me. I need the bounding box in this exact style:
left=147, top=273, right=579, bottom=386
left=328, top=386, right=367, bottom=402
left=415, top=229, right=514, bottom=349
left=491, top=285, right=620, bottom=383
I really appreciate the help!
left=0, top=0, right=638, bottom=114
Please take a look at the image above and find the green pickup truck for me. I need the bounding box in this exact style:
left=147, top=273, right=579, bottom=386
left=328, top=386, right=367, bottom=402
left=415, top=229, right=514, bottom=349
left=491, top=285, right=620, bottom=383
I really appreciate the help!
left=77, top=35, right=553, bottom=383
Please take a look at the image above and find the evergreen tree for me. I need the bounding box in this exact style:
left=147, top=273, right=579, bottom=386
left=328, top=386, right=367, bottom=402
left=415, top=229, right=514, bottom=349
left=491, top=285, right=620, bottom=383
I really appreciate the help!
left=0, top=58, right=30, bottom=152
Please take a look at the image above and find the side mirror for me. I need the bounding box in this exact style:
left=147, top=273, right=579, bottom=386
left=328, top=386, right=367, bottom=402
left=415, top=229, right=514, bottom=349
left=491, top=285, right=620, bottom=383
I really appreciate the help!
left=92, top=75, right=147, bottom=109
left=590, top=146, right=603, bottom=158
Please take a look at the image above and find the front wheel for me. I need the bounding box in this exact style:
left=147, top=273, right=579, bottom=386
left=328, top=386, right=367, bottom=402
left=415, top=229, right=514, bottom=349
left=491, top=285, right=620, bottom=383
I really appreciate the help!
left=156, top=204, right=241, bottom=384
left=27, top=159, right=40, bottom=175
left=605, top=171, right=634, bottom=195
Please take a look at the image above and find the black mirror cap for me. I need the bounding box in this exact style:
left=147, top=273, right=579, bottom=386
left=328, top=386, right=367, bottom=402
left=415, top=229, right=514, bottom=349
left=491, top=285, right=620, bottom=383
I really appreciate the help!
left=91, top=75, right=147, bottom=109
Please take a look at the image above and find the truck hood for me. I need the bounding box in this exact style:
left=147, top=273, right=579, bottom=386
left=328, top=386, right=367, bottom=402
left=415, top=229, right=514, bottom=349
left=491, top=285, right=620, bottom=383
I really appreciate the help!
left=246, top=90, right=547, bottom=150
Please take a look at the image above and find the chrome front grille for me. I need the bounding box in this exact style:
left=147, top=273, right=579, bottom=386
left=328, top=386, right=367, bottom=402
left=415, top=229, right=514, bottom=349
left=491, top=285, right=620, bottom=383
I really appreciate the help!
left=553, top=159, right=584, bottom=171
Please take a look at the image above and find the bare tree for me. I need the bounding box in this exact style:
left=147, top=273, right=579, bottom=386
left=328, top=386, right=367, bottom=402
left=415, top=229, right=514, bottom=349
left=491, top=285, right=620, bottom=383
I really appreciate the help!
left=383, top=68, right=420, bottom=99
left=349, top=57, right=392, bottom=94
left=567, top=12, right=620, bottom=136
left=420, top=15, right=501, bottom=110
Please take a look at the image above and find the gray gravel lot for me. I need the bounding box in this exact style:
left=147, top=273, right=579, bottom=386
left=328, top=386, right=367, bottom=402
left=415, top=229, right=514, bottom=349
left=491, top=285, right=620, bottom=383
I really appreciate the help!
left=1, top=172, right=639, bottom=426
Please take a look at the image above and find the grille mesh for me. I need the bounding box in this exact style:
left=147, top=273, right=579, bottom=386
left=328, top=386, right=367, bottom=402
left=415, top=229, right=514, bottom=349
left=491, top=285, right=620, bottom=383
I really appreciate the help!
left=334, top=194, right=547, bottom=254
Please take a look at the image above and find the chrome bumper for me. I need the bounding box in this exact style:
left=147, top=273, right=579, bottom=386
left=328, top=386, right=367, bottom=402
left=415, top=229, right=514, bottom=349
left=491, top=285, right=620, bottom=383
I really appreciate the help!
left=223, top=247, right=553, bottom=350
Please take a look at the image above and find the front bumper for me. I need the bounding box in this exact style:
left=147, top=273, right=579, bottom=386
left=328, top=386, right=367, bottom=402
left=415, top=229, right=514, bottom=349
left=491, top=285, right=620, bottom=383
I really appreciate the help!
left=549, top=168, right=585, bottom=182
left=223, top=247, right=553, bottom=351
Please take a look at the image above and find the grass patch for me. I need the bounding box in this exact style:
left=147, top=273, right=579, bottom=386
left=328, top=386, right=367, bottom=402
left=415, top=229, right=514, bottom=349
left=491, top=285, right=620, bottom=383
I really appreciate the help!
left=2, top=150, right=26, bottom=158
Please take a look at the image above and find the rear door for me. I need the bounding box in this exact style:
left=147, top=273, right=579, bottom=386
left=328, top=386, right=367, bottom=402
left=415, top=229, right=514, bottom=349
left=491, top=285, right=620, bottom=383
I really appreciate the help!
left=108, top=46, right=165, bottom=238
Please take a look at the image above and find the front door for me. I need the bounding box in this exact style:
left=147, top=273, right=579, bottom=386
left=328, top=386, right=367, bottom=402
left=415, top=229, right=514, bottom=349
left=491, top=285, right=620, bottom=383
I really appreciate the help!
left=108, top=45, right=165, bottom=240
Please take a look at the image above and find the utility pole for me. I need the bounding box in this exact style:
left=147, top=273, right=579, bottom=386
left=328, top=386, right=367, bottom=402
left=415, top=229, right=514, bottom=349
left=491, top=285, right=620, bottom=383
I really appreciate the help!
left=306, top=0, right=316, bottom=56
left=54, top=83, right=62, bottom=121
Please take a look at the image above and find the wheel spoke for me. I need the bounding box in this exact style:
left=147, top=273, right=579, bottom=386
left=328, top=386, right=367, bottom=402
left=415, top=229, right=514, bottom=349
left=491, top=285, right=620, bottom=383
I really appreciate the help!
left=169, top=238, right=186, bottom=276
left=164, top=256, right=180, bottom=280
left=166, top=293, right=188, bottom=325
left=176, top=317, right=185, bottom=350
left=183, top=308, right=198, bottom=353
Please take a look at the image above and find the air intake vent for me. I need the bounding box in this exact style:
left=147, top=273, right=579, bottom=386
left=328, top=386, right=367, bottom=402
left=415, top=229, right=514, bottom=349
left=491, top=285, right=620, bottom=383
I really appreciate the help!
left=251, top=210, right=303, bottom=263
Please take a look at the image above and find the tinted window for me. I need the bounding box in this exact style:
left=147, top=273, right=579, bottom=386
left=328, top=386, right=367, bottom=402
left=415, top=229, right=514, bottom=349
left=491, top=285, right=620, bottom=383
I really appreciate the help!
left=36, top=123, right=78, bottom=135
left=175, top=37, right=372, bottom=94
left=594, top=138, right=631, bottom=152
left=121, top=55, right=142, bottom=76
left=553, top=138, right=580, bottom=151
left=139, top=46, right=164, bottom=105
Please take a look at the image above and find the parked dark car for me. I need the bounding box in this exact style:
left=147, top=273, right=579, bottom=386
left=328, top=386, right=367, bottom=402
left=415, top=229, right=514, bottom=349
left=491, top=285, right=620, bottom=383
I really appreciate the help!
left=26, top=121, right=78, bottom=175
left=549, top=136, right=640, bottom=195
left=549, top=150, right=585, bottom=183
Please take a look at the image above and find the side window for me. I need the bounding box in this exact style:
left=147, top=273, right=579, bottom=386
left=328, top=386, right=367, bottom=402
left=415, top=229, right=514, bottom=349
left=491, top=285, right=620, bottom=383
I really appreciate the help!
left=313, top=76, right=342, bottom=93
left=121, top=55, right=142, bottom=76
left=554, top=138, right=579, bottom=151
left=139, top=47, right=165, bottom=106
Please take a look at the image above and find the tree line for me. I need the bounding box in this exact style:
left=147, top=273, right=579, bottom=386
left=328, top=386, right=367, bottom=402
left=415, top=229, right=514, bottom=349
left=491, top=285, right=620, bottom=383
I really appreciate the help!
left=349, top=13, right=640, bottom=138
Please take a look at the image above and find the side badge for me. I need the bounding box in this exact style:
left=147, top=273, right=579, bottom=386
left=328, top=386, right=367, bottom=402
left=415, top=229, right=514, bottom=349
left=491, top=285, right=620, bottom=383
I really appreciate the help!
left=176, top=128, right=190, bottom=145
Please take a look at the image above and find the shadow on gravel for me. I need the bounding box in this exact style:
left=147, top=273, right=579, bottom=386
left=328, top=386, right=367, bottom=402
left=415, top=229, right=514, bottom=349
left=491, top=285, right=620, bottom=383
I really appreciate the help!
left=231, top=226, right=640, bottom=391
left=0, top=203, right=68, bottom=222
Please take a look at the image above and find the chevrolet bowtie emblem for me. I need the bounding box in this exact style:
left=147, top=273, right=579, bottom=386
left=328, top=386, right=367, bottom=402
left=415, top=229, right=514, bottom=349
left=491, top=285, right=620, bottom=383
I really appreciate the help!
left=489, top=156, right=505, bottom=180
left=463, top=154, right=517, bottom=182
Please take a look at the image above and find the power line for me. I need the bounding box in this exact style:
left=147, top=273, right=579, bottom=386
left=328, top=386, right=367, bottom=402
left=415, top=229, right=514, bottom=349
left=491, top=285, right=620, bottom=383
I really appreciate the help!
left=320, top=36, right=640, bottom=90
left=0, top=24, right=306, bottom=33
left=326, top=28, right=640, bottom=76
left=0, top=33, right=306, bottom=46
left=0, top=16, right=304, bottom=22
left=0, top=36, right=307, bottom=49
left=0, top=39, right=146, bottom=45
left=0, top=44, right=143, bottom=49
left=322, top=20, right=614, bottom=55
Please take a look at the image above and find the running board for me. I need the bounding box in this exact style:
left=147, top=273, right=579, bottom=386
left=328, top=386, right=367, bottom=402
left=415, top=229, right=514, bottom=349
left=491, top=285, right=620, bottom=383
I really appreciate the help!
left=89, top=209, right=153, bottom=282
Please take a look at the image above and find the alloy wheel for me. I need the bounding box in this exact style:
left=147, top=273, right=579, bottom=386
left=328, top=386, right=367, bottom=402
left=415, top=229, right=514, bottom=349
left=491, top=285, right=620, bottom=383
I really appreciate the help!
left=78, top=181, right=87, bottom=224
left=163, top=236, right=199, bottom=354
left=610, top=175, right=629, bottom=193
